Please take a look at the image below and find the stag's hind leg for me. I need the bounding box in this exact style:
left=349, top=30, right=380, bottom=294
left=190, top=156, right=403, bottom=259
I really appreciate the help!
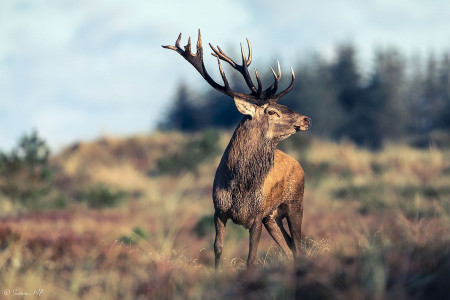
left=286, top=201, right=303, bottom=256
left=263, top=216, right=294, bottom=261
left=271, top=204, right=294, bottom=250
left=214, top=211, right=227, bottom=271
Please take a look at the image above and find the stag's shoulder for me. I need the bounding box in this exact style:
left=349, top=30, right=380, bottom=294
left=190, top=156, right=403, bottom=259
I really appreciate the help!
left=274, top=149, right=304, bottom=180
left=274, top=149, right=302, bottom=168
left=263, top=150, right=304, bottom=212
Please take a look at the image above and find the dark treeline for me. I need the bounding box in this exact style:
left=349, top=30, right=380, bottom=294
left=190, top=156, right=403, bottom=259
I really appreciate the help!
left=159, top=44, right=450, bottom=149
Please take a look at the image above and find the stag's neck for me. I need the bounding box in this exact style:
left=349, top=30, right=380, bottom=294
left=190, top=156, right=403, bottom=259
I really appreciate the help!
left=222, top=117, right=276, bottom=189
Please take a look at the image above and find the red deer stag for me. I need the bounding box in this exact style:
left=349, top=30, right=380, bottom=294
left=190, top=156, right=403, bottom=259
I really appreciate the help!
left=163, top=30, right=311, bottom=269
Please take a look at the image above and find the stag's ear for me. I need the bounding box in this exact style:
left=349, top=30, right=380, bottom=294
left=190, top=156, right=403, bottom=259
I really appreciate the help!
left=234, top=97, right=257, bottom=117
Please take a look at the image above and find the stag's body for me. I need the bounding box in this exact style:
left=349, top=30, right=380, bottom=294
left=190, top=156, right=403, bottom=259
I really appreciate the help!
left=213, top=105, right=306, bottom=267
left=214, top=116, right=305, bottom=227
left=163, top=30, right=311, bottom=269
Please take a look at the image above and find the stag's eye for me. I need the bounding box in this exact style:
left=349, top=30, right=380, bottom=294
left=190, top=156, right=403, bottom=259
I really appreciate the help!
left=268, top=110, right=276, bottom=116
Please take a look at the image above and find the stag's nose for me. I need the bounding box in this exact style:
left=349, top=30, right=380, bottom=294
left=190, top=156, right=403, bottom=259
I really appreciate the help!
left=303, top=116, right=312, bottom=127
left=294, top=116, right=312, bottom=131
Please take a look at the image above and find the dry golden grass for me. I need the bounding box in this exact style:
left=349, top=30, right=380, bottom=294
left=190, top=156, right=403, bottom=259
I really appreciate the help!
left=1, top=131, right=449, bottom=299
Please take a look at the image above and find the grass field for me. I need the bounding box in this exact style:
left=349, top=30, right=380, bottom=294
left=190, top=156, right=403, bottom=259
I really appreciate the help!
left=1, top=131, right=449, bottom=299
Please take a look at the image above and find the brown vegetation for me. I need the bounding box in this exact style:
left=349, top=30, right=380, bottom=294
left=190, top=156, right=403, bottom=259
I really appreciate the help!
left=1, top=131, right=449, bottom=299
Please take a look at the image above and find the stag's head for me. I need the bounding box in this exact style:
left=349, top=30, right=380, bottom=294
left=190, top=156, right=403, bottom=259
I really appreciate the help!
left=163, top=30, right=311, bottom=142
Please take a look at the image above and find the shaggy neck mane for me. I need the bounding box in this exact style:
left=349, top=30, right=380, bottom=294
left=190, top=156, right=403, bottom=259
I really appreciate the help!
left=224, top=116, right=276, bottom=192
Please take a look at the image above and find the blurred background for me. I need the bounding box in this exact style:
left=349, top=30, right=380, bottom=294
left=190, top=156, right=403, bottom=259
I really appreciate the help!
left=1, top=1, right=450, bottom=299
left=1, top=0, right=450, bottom=150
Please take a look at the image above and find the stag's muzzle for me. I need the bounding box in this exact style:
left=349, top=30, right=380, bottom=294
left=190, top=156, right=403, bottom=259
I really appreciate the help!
left=294, top=116, right=311, bottom=131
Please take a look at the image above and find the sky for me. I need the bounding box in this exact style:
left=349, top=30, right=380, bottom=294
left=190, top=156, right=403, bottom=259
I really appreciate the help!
left=1, top=0, right=449, bottom=151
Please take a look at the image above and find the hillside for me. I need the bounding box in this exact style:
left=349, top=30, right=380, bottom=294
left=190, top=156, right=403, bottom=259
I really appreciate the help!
left=1, top=131, right=449, bottom=299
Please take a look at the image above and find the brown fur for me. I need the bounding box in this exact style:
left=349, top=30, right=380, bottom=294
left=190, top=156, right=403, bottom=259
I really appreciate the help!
left=263, top=150, right=305, bottom=216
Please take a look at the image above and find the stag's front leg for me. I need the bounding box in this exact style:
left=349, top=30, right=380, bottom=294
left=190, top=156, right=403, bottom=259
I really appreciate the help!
left=247, top=217, right=263, bottom=268
left=214, top=211, right=227, bottom=271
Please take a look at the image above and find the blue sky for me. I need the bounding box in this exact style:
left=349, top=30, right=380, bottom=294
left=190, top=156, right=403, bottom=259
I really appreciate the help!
left=1, top=0, right=449, bottom=151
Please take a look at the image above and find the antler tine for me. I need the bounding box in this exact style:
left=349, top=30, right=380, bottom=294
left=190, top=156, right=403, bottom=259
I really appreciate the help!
left=162, top=33, right=183, bottom=53
left=277, top=60, right=281, bottom=77
left=186, top=36, right=192, bottom=54
left=240, top=42, right=257, bottom=93
left=210, top=44, right=237, bottom=67
left=254, top=68, right=262, bottom=97
left=264, top=61, right=281, bottom=97
left=196, top=30, right=202, bottom=55
left=217, top=57, right=231, bottom=90
left=240, top=42, right=247, bottom=65
left=176, top=33, right=182, bottom=49
left=245, top=38, right=252, bottom=66
left=272, top=67, right=296, bottom=102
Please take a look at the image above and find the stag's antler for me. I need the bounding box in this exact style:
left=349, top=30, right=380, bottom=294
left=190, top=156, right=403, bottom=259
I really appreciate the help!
left=162, top=29, right=295, bottom=105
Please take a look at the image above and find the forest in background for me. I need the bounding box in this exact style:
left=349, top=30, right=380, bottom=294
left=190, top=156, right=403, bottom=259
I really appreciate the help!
left=161, top=44, right=450, bottom=149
